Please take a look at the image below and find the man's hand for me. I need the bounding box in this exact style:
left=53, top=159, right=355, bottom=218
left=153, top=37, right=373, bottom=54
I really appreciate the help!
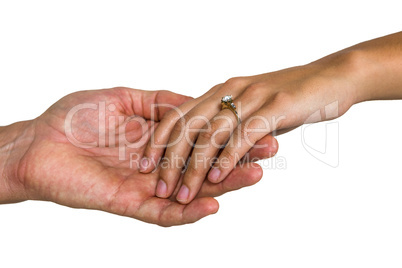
left=0, top=87, right=278, bottom=226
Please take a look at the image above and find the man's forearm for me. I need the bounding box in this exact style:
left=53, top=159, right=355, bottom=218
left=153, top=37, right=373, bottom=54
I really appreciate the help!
left=0, top=121, right=33, bottom=203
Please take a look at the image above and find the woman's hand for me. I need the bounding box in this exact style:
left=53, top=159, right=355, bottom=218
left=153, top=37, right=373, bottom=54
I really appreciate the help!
left=140, top=62, right=355, bottom=204
left=141, top=31, right=402, bottom=205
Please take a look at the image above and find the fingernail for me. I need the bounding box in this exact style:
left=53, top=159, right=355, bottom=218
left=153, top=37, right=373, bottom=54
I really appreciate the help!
left=177, top=185, right=189, bottom=202
left=208, top=168, right=221, bottom=183
left=139, top=158, right=149, bottom=172
left=156, top=180, right=167, bottom=198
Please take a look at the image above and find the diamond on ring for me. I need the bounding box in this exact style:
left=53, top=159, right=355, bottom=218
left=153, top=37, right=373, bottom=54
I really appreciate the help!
left=221, top=95, right=232, bottom=102
left=221, top=95, right=241, bottom=124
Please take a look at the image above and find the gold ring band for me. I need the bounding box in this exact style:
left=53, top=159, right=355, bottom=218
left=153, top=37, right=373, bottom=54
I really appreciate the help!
left=221, top=95, right=241, bottom=124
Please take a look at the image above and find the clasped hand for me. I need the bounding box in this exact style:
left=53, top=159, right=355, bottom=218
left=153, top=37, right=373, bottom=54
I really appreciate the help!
left=1, top=88, right=277, bottom=226
left=140, top=58, right=357, bottom=205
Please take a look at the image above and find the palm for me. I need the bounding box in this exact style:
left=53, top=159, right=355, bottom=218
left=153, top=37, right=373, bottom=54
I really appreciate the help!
left=20, top=88, right=273, bottom=226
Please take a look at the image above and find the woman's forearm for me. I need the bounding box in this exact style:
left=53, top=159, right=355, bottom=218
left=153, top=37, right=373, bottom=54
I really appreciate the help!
left=313, top=31, right=402, bottom=103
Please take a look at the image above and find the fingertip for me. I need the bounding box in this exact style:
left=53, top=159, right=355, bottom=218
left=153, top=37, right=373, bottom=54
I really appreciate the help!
left=222, top=163, right=263, bottom=191
left=247, top=135, right=279, bottom=161
left=270, top=136, right=279, bottom=155
left=155, top=179, right=168, bottom=198
left=261, top=135, right=278, bottom=157
left=176, top=184, right=190, bottom=204
left=171, top=197, right=220, bottom=225
left=237, top=163, right=263, bottom=186
left=190, top=197, right=220, bottom=220
left=249, top=163, right=263, bottom=185
left=212, top=199, right=220, bottom=214
left=139, top=157, right=150, bottom=173
left=208, top=168, right=222, bottom=183
left=206, top=198, right=220, bottom=215
left=139, top=153, right=159, bottom=173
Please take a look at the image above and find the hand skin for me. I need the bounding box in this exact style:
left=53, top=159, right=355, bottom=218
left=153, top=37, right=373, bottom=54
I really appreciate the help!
left=0, top=87, right=278, bottom=227
left=140, top=31, right=402, bottom=205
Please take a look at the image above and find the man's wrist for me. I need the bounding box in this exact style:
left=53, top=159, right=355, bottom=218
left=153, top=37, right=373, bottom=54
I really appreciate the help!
left=0, top=120, right=34, bottom=204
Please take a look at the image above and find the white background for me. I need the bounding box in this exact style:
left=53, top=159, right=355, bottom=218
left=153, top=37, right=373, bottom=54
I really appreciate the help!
left=1, top=1, right=401, bottom=267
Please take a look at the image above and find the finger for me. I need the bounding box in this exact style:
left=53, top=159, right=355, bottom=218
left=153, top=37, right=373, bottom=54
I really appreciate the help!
left=139, top=85, right=222, bottom=173
left=175, top=90, right=267, bottom=204
left=115, top=118, right=155, bottom=166
left=273, top=126, right=298, bottom=136
left=155, top=78, right=251, bottom=198
left=241, top=134, right=279, bottom=162
left=207, top=134, right=279, bottom=164
left=196, top=162, right=263, bottom=198
left=134, top=197, right=219, bottom=227
left=115, top=87, right=192, bottom=119
left=207, top=103, right=288, bottom=184
left=156, top=95, right=223, bottom=198
left=139, top=88, right=193, bottom=120
left=167, top=135, right=278, bottom=200
left=157, top=81, right=252, bottom=200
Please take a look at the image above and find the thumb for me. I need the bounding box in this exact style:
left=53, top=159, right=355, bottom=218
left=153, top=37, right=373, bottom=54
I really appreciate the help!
left=154, top=90, right=193, bottom=119
left=139, top=89, right=193, bottom=121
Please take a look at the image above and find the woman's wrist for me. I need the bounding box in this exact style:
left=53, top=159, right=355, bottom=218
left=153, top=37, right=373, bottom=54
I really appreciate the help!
left=0, top=120, right=34, bottom=204
left=311, top=32, right=402, bottom=104
left=307, top=47, right=378, bottom=107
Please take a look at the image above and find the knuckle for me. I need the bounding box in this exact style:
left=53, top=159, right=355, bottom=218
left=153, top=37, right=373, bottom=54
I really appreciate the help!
left=109, top=87, right=130, bottom=98
left=245, top=82, right=266, bottom=94
left=199, top=120, right=220, bottom=141
left=158, top=213, right=174, bottom=228
left=238, top=127, right=257, bottom=144
left=150, top=134, right=165, bottom=148
left=209, top=117, right=227, bottom=131
left=181, top=113, right=193, bottom=124
left=270, top=91, right=293, bottom=107
left=164, top=108, right=182, bottom=122
left=223, top=77, right=247, bottom=89
left=219, top=149, right=237, bottom=165
left=111, top=86, right=128, bottom=92
left=263, top=92, right=294, bottom=131
left=231, top=124, right=258, bottom=148
left=185, top=163, right=202, bottom=177
left=171, top=120, right=185, bottom=139
left=157, top=89, right=170, bottom=96
left=168, top=113, right=198, bottom=148
left=199, top=127, right=214, bottom=140
left=172, top=114, right=190, bottom=134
